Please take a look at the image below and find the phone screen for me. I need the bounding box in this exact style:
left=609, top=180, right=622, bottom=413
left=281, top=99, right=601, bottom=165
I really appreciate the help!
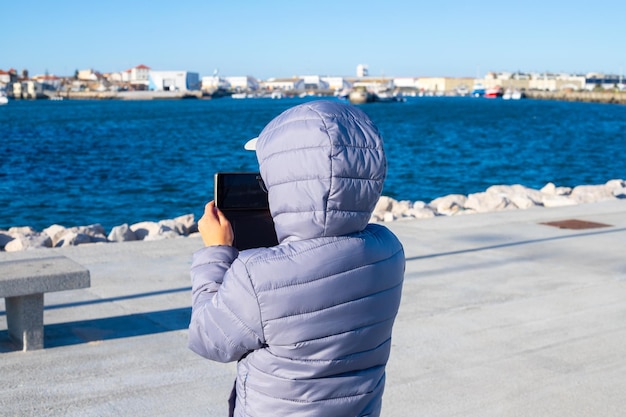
left=214, top=172, right=278, bottom=250
left=215, top=172, right=268, bottom=210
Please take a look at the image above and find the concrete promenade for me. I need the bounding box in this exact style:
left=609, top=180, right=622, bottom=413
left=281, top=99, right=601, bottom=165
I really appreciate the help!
left=1, top=200, right=625, bottom=416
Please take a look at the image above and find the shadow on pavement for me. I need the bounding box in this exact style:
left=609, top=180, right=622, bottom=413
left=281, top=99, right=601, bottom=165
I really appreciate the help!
left=0, top=307, right=191, bottom=353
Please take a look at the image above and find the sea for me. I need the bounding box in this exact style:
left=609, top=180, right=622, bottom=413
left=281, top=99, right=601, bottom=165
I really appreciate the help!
left=1, top=96, right=625, bottom=232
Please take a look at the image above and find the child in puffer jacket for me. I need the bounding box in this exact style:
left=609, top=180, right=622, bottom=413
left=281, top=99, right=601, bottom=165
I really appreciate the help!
left=189, top=100, right=405, bottom=417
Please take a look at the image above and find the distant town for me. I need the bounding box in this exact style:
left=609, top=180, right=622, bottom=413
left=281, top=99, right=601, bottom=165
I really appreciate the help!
left=1, top=63, right=625, bottom=102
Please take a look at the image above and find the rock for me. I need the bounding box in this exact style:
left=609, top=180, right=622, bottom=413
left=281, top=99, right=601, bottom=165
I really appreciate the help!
left=108, top=224, right=138, bottom=242
left=0, top=231, right=15, bottom=250
left=144, top=230, right=181, bottom=241
left=605, top=179, right=625, bottom=189
left=555, top=186, right=572, bottom=196
left=569, top=184, right=616, bottom=204
left=4, top=233, right=52, bottom=251
left=464, top=192, right=513, bottom=213
left=540, top=182, right=556, bottom=195
left=541, top=181, right=573, bottom=196
left=383, top=212, right=396, bottom=222
left=369, top=213, right=383, bottom=222
left=130, top=221, right=162, bottom=240
left=405, top=207, right=436, bottom=219
left=159, top=219, right=184, bottom=235
left=173, top=214, right=196, bottom=235
left=509, top=194, right=536, bottom=209
left=605, top=179, right=626, bottom=198
left=542, top=196, right=578, bottom=208
left=130, top=221, right=180, bottom=240
left=373, top=196, right=394, bottom=218
left=391, top=200, right=412, bottom=217
left=487, top=184, right=544, bottom=205
left=54, top=231, right=92, bottom=247
left=613, top=188, right=626, bottom=199
left=77, top=224, right=106, bottom=237
left=8, top=226, right=37, bottom=235
left=43, top=224, right=67, bottom=241
left=429, top=194, right=467, bottom=215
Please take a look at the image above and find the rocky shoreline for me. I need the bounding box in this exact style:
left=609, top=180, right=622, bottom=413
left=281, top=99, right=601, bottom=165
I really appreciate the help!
left=1, top=179, right=624, bottom=252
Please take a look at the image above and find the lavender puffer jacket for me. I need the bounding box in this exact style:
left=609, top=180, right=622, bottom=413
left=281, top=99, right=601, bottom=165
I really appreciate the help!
left=189, top=101, right=405, bottom=417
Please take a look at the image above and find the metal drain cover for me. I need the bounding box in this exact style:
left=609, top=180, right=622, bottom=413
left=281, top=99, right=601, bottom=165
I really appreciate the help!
left=540, top=219, right=612, bottom=230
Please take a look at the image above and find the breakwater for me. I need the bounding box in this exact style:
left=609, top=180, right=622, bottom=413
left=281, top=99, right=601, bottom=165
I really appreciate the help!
left=1, top=179, right=624, bottom=252
left=43, top=90, right=204, bottom=100
left=525, top=90, right=626, bottom=104
left=40, top=89, right=626, bottom=104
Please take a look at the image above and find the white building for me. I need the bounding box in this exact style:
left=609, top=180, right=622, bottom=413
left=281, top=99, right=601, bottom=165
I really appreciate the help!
left=356, top=64, right=369, bottom=77
left=116, top=65, right=151, bottom=88
left=201, top=71, right=231, bottom=92
left=148, top=71, right=200, bottom=91
left=32, top=74, right=62, bottom=90
left=225, top=76, right=259, bottom=91
left=129, top=65, right=150, bottom=83
left=393, top=77, right=419, bottom=89
left=263, top=77, right=304, bottom=91
left=528, top=73, right=585, bottom=91
left=77, top=69, right=100, bottom=81
left=0, top=69, right=11, bottom=86
left=321, top=76, right=351, bottom=91
left=301, top=75, right=330, bottom=90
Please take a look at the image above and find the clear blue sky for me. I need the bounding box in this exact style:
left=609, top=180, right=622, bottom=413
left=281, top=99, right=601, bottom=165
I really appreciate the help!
left=4, top=0, right=625, bottom=79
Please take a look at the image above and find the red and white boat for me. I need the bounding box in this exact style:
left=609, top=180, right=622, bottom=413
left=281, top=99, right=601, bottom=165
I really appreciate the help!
left=484, top=86, right=503, bottom=98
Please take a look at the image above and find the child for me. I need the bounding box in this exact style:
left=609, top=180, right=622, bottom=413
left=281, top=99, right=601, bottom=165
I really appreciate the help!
left=189, top=100, right=405, bottom=417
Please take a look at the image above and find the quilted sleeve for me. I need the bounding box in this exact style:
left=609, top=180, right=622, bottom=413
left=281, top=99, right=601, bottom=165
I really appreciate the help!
left=188, top=246, right=265, bottom=362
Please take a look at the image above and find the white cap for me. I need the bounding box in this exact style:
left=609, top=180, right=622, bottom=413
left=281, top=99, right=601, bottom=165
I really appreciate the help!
left=244, top=137, right=258, bottom=151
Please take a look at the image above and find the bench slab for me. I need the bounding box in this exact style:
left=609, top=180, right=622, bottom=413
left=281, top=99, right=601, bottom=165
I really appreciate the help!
left=1, top=256, right=90, bottom=351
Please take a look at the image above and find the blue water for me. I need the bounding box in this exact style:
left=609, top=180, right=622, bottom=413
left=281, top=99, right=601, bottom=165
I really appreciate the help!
left=1, top=97, right=625, bottom=231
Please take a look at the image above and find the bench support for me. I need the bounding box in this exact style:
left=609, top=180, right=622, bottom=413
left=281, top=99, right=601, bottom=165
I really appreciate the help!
left=6, top=293, right=45, bottom=350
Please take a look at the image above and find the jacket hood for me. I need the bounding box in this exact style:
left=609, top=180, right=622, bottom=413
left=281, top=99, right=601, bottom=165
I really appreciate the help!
left=255, top=100, right=387, bottom=243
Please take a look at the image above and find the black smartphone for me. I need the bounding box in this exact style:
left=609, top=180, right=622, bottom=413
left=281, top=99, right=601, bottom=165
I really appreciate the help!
left=214, top=172, right=278, bottom=250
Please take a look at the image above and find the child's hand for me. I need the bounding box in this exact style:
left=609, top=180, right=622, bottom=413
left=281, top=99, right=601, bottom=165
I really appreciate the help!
left=198, top=201, right=234, bottom=247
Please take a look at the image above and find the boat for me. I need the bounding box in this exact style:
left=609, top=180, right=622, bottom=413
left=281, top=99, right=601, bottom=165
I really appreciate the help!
left=484, top=86, right=503, bottom=98
left=372, top=88, right=405, bottom=102
left=502, top=88, right=525, bottom=100
left=202, top=87, right=232, bottom=99
left=455, top=85, right=470, bottom=96
left=511, top=89, right=525, bottom=100
left=0, top=91, right=8, bottom=105
left=471, top=83, right=485, bottom=97
left=336, top=88, right=350, bottom=100
left=348, top=87, right=375, bottom=104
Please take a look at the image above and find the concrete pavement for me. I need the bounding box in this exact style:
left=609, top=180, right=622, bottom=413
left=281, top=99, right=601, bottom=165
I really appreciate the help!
left=1, top=200, right=625, bottom=416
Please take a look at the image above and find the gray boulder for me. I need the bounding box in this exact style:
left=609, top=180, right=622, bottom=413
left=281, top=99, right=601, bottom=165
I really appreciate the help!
left=173, top=213, right=196, bottom=235
left=429, top=194, right=467, bottom=215
left=4, top=233, right=52, bottom=252
left=0, top=231, right=15, bottom=250
left=108, top=224, right=138, bottom=242
left=570, top=184, right=616, bottom=204
left=465, top=192, right=514, bottom=213
left=54, top=231, right=93, bottom=247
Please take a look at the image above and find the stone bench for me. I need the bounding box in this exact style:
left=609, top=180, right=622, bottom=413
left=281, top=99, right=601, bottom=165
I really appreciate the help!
left=1, top=256, right=90, bottom=351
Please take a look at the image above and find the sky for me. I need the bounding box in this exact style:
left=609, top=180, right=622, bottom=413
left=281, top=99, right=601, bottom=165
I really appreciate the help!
left=3, top=0, right=626, bottom=80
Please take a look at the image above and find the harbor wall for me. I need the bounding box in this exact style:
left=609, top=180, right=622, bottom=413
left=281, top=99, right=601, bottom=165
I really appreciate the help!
left=524, top=90, right=626, bottom=104
left=42, top=90, right=203, bottom=100
left=34, top=89, right=626, bottom=104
